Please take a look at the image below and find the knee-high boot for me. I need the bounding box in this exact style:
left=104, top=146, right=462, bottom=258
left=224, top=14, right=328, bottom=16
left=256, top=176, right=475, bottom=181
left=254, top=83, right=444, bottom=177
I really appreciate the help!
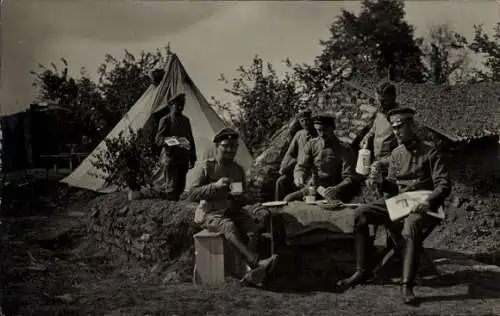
left=337, top=231, right=372, bottom=288
left=401, top=239, right=420, bottom=304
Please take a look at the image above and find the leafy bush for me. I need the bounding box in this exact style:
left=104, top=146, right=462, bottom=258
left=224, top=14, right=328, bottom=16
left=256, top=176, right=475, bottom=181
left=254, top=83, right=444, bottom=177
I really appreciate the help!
left=211, top=55, right=301, bottom=155
left=30, top=48, right=170, bottom=148
left=90, top=127, right=158, bottom=190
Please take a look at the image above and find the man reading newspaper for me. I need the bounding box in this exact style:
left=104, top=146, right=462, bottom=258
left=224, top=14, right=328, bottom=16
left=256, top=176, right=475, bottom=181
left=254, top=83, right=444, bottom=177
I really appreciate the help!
left=337, top=107, right=451, bottom=305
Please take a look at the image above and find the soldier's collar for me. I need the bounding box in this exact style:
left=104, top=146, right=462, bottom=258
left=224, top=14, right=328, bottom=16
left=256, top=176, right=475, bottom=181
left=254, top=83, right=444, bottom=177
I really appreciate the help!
left=403, top=139, right=420, bottom=152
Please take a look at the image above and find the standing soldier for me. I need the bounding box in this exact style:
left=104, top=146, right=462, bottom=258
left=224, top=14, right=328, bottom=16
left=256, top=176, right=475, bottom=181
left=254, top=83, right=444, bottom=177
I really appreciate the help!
left=188, top=128, right=278, bottom=287
left=153, top=93, right=197, bottom=200
left=360, top=81, right=399, bottom=192
left=275, top=109, right=317, bottom=201
left=337, top=108, right=451, bottom=305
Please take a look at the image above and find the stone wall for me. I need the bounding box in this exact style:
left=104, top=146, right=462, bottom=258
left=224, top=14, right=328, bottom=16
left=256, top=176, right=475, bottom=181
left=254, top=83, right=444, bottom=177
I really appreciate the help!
left=246, top=88, right=377, bottom=202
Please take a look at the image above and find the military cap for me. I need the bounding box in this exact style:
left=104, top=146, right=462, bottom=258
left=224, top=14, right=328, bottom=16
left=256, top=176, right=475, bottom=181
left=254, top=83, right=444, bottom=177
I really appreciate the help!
left=313, top=114, right=336, bottom=128
left=213, top=127, right=239, bottom=143
left=376, top=80, right=396, bottom=96
left=167, top=92, right=186, bottom=105
left=297, top=109, right=312, bottom=118
left=387, top=107, right=416, bottom=127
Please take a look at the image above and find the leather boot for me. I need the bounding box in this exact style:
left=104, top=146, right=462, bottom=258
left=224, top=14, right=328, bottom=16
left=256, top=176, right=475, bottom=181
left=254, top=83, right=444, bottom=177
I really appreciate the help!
left=247, top=232, right=260, bottom=254
left=226, top=233, right=259, bottom=268
left=401, top=239, right=420, bottom=305
left=337, top=232, right=372, bottom=288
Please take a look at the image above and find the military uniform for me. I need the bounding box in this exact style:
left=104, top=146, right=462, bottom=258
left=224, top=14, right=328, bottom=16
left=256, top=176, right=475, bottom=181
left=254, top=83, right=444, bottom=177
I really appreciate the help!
left=187, top=128, right=275, bottom=273
left=152, top=93, right=197, bottom=200
left=188, top=158, right=260, bottom=241
left=338, top=108, right=451, bottom=304
left=360, top=111, right=399, bottom=164
left=275, top=128, right=316, bottom=200
left=285, top=115, right=357, bottom=202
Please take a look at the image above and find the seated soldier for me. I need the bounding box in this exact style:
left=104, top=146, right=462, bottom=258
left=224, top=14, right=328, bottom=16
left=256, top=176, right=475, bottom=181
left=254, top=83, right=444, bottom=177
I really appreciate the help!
left=337, top=108, right=451, bottom=305
left=275, top=109, right=317, bottom=201
left=187, top=128, right=278, bottom=287
left=284, top=114, right=357, bottom=203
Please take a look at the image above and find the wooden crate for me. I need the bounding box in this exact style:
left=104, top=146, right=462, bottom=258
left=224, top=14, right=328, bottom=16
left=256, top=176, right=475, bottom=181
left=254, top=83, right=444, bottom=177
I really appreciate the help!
left=193, top=229, right=243, bottom=285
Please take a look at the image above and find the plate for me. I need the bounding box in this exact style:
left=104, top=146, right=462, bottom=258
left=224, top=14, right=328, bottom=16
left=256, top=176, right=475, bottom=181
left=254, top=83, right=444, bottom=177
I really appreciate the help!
left=261, top=201, right=288, bottom=207
left=314, top=200, right=329, bottom=205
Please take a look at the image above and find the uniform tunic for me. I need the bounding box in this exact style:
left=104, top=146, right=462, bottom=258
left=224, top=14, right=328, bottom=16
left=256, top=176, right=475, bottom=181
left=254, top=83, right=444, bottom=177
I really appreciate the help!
left=383, top=141, right=451, bottom=209
left=275, top=129, right=316, bottom=200
left=152, top=113, right=197, bottom=199
left=293, top=137, right=356, bottom=199
left=355, top=140, right=451, bottom=238
left=361, top=112, right=399, bottom=163
left=279, top=129, right=316, bottom=175
left=188, top=158, right=258, bottom=235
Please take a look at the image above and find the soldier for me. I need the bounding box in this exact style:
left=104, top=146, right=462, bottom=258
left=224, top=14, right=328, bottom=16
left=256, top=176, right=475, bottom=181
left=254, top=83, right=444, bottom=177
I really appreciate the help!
left=275, top=109, right=317, bottom=201
left=153, top=93, right=197, bottom=201
left=187, top=128, right=278, bottom=287
left=337, top=108, right=451, bottom=305
left=284, top=114, right=357, bottom=203
left=360, top=81, right=399, bottom=187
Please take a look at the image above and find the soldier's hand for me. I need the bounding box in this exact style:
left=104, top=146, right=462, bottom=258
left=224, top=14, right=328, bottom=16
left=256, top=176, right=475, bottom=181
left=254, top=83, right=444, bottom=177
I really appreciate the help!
left=323, top=186, right=338, bottom=202
left=360, top=140, right=368, bottom=150
left=214, top=177, right=231, bottom=190
left=294, top=175, right=304, bottom=187
left=412, top=202, right=431, bottom=215
left=365, top=178, right=378, bottom=191
left=369, top=161, right=383, bottom=180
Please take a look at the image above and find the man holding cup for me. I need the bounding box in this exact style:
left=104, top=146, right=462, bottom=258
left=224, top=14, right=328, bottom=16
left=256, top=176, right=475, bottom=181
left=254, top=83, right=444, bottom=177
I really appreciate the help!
left=284, top=114, right=357, bottom=203
left=187, top=127, right=278, bottom=287
left=337, top=108, right=451, bottom=304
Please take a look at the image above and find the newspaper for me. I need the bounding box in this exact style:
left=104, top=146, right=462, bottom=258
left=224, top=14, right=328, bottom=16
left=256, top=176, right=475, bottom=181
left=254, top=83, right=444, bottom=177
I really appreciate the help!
left=385, top=190, right=445, bottom=221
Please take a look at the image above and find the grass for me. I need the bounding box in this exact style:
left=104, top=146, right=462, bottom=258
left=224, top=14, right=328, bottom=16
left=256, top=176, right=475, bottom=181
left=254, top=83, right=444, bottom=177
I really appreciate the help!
left=2, top=191, right=499, bottom=316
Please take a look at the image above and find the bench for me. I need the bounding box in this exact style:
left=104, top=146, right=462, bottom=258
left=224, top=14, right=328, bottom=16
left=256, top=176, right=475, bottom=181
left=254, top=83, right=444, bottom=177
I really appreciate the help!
left=192, top=208, right=276, bottom=285
left=192, top=229, right=243, bottom=285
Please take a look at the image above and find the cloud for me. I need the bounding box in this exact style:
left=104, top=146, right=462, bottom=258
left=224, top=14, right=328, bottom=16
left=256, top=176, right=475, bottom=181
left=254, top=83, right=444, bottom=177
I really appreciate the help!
left=33, top=1, right=224, bottom=42
left=0, top=1, right=225, bottom=115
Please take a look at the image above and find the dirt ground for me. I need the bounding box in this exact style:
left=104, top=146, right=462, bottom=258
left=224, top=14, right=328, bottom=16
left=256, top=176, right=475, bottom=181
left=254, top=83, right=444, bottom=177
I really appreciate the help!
left=1, top=181, right=499, bottom=316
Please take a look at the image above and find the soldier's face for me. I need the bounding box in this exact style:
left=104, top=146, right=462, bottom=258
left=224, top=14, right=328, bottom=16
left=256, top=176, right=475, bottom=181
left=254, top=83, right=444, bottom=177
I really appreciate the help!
left=393, top=120, right=414, bottom=144
left=314, top=124, right=334, bottom=140
left=298, top=117, right=311, bottom=129
left=172, top=99, right=185, bottom=114
left=377, top=92, right=396, bottom=112
left=216, top=139, right=238, bottom=160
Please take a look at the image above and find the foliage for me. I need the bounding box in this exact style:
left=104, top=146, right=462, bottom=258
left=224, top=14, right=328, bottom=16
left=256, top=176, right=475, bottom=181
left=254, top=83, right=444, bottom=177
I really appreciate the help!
left=30, top=60, right=104, bottom=146
left=311, top=0, right=427, bottom=84
left=96, top=49, right=170, bottom=131
left=211, top=55, right=301, bottom=154
left=89, top=126, right=158, bottom=190
left=30, top=48, right=170, bottom=147
left=469, top=22, right=500, bottom=82
left=421, top=23, right=473, bottom=84
left=30, top=49, right=171, bottom=187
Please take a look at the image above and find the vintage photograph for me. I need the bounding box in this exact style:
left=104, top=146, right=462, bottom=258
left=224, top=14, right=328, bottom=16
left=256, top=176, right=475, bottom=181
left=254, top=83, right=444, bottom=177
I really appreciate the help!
left=0, top=1, right=499, bottom=315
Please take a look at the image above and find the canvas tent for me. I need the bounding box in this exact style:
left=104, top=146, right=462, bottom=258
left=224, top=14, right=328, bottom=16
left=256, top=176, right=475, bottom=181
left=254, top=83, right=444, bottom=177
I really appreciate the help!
left=61, top=52, right=254, bottom=193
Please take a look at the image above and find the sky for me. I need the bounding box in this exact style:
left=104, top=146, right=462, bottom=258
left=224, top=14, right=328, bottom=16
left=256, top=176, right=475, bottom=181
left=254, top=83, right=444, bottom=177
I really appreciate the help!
left=0, top=1, right=499, bottom=116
